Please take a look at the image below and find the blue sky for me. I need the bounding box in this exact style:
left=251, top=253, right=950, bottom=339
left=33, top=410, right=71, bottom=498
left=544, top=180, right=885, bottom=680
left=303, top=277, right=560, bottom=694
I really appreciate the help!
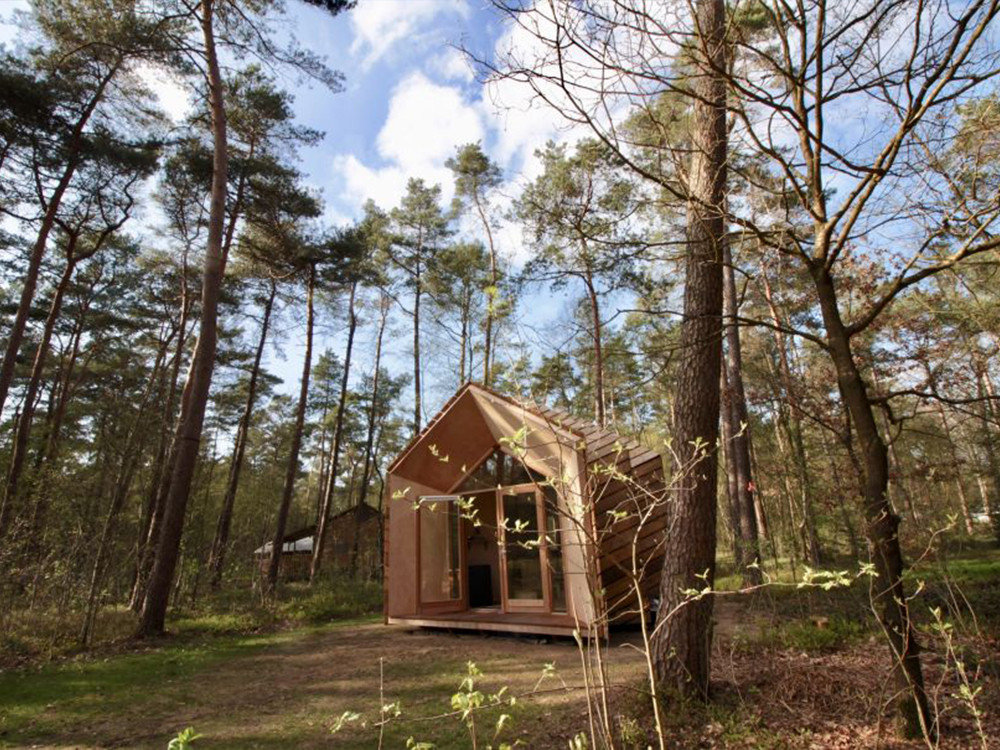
left=0, top=0, right=585, bottom=417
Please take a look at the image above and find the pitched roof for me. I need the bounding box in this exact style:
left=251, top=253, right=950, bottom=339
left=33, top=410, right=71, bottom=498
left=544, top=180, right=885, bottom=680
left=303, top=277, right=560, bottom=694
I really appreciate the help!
left=389, top=381, right=661, bottom=476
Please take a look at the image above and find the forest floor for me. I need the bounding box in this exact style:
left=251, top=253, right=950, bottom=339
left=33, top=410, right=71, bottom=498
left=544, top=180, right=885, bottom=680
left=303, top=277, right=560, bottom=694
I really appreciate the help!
left=0, top=546, right=998, bottom=749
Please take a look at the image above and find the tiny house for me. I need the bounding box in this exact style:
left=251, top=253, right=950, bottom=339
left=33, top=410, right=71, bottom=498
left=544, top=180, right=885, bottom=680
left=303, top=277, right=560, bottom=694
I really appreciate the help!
left=384, top=383, right=666, bottom=637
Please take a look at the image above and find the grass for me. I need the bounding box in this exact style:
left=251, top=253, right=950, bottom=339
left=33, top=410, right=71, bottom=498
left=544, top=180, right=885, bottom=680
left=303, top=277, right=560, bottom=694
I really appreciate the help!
left=1, top=543, right=996, bottom=748
left=0, top=628, right=294, bottom=743
left=0, top=576, right=384, bottom=669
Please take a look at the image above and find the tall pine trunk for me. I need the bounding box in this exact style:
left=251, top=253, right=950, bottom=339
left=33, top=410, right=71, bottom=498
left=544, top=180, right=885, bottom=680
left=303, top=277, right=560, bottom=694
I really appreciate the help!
left=268, top=264, right=316, bottom=589
left=137, top=0, right=228, bottom=636
left=721, top=239, right=760, bottom=584
left=311, top=281, right=358, bottom=581
left=583, top=267, right=606, bottom=427
left=351, top=294, right=387, bottom=576
left=208, top=280, right=276, bottom=588
left=652, top=0, right=726, bottom=699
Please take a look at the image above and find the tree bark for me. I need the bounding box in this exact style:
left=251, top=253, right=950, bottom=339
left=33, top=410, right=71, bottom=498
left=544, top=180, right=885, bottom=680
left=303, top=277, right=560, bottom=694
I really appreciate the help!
left=311, top=280, right=358, bottom=581
left=721, top=240, right=761, bottom=584
left=268, top=263, right=316, bottom=589
left=811, top=263, right=931, bottom=738
left=350, top=294, right=387, bottom=576
left=976, top=364, right=1000, bottom=544
left=137, top=0, right=228, bottom=637
left=583, top=268, right=606, bottom=427
left=652, top=0, right=726, bottom=700
left=208, top=279, right=276, bottom=588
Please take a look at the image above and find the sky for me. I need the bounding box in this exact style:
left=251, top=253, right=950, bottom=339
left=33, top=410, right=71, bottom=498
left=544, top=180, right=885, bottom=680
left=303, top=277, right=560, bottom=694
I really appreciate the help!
left=0, top=0, right=592, bottom=418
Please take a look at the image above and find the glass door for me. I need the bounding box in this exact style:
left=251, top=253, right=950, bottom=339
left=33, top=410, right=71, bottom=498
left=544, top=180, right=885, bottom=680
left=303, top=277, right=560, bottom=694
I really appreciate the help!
left=418, top=499, right=463, bottom=612
left=499, top=487, right=546, bottom=610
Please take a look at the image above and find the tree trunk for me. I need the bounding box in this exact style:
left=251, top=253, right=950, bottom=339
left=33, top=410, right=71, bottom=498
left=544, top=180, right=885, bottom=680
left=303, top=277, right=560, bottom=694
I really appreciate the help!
left=976, top=365, right=1000, bottom=544
left=311, top=280, right=359, bottom=581
left=719, top=367, right=744, bottom=566
left=760, top=267, right=821, bottom=564
left=475, top=191, right=498, bottom=387
left=819, top=431, right=861, bottom=560
left=351, top=295, right=387, bottom=576
left=413, top=271, right=422, bottom=434
left=0, top=62, right=121, bottom=419
left=811, top=264, right=931, bottom=738
left=721, top=240, right=761, bottom=584
left=583, top=269, right=606, bottom=427
left=208, top=280, right=276, bottom=588
left=934, top=402, right=973, bottom=535
left=652, top=0, right=726, bottom=700
left=0, top=254, right=77, bottom=540
left=137, top=0, right=228, bottom=637
left=268, top=264, right=316, bottom=590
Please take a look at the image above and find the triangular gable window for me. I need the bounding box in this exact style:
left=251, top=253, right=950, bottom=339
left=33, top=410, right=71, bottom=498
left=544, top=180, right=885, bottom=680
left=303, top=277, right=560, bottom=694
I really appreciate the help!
left=456, top=446, right=545, bottom=493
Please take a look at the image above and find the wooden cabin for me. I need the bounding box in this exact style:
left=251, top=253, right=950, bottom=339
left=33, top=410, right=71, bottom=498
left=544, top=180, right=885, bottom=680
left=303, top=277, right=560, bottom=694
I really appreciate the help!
left=326, top=503, right=381, bottom=577
left=254, top=526, right=315, bottom=581
left=255, top=503, right=380, bottom=581
left=384, top=383, right=666, bottom=637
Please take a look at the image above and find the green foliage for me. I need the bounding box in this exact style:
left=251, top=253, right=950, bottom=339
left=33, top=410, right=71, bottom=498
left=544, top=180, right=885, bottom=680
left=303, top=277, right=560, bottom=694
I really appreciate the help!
left=167, top=726, right=202, bottom=750
left=733, top=616, right=869, bottom=653
left=277, top=579, right=383, bottom=624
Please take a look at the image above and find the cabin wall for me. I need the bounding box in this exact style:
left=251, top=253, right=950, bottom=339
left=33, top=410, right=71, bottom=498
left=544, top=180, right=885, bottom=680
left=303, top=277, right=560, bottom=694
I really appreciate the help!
left=592, top=452, right=668, bottom=622
left=386, top=475, right=438, bottom=617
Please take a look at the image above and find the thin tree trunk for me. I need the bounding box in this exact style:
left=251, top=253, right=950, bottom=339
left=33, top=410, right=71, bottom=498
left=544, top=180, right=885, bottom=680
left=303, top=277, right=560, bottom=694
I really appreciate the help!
left=652, top=0, right=726, bottom=699
left=934, top=402, right=973, bottom=535
left=583, top=269, right=605, bottom=427
left=130, top=254, right=192, bottom=611
left=719, top=367, right=743, bottom=566
left=722, top=239, right=761, bottom=584
left=268, top=264, right=316, bottom=589
left=976, top=364, right=1000, bottom=544
left=812, top=264, right=930, bottom=738
left=137, top=0, right=228, bottom=637
left=0, top=62, right=121, bottom=419
left=351, top=295, right=387, bottom=576
left=0, top=249, right=80, bottom=540
left=760, top=267, right=821, bottom=564
left=475, top=190, right=498, bottom=387
left=208, top=280, right=276, bottom=588
left=312, top=280, right=359, bottom=581
left=413, top=271, right=422, bottom=433
left=819, top=431, right=861, bottom=560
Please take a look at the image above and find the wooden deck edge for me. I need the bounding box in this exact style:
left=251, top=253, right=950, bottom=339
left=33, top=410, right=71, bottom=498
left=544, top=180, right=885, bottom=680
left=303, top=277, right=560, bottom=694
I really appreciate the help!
left=386, top=616, right=583, bottom=637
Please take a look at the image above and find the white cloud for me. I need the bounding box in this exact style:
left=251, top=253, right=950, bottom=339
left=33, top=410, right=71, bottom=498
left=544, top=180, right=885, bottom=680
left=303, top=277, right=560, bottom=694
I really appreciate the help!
left=334, top=153, right=409, bottom=211
left=428, top=47, right=474, bottom=83
left=334, top=72, right=487, bottom=212
left=377, top=72, right=485, bottom=173
left=350, top=0, right=469, bottom=69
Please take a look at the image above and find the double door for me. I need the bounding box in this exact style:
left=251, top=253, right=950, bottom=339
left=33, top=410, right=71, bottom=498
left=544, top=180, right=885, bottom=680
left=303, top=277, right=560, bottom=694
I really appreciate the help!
left=418, top=484, right=567, bottom=615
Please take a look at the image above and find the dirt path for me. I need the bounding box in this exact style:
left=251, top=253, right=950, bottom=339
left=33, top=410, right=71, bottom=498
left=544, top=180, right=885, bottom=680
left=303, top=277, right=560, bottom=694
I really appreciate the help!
left=10, top=623, right=648, bottom=749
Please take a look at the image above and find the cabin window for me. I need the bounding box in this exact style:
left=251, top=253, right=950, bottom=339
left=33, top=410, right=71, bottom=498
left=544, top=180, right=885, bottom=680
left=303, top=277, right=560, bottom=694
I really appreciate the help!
left=502, top=490, right=545, bottom=601
left=420, top=500, right=460, bottom=602
left=456, top=447, right=542, bottom=493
